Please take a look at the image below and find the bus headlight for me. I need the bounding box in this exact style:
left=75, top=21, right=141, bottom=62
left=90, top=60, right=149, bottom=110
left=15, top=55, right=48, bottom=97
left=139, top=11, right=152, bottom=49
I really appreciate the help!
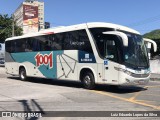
left=114, top=67, right=132, bottom=76
left=124, top=70, right=132, bottom=76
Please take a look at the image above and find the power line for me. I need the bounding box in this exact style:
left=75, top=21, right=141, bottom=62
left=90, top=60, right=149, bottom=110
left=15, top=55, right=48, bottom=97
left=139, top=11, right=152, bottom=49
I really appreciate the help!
left=128, top=15, right=160, bottom=27
left=49, top=22, right=68, bottom=27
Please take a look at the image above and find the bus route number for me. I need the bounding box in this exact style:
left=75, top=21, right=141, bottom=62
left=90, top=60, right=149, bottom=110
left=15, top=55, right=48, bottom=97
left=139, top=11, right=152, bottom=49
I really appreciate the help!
left=35, top=52, right=53, bottom=69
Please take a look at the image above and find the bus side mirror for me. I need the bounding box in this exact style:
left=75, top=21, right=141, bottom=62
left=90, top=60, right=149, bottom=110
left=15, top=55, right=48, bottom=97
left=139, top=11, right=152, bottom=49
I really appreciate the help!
left=143, top=38, right=157, bottom=52
left=103, top=31, right=128, bottom=47
left=0, top=44, right=1, bottom=50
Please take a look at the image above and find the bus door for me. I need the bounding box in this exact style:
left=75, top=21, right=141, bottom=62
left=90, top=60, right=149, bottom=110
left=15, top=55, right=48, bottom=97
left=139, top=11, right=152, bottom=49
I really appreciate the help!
left=103, top=37, right=119, bottom=85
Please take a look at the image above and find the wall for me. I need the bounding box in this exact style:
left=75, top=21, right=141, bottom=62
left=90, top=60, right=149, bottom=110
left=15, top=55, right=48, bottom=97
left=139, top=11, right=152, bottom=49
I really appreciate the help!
left=150, top=59, right=160, bottom=73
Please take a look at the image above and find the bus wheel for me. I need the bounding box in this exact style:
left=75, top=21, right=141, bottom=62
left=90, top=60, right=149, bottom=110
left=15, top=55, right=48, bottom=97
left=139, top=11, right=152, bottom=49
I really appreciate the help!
left=82, top=72, right=95, bottom=89
left=19, top=68, right=27, bottom=81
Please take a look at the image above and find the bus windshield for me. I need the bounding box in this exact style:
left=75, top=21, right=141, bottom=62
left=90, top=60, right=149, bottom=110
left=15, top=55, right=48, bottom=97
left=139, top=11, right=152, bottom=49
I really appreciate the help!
left=89, top=28, right=149, bottom=69
left=124, top=32, right=149, bottom=69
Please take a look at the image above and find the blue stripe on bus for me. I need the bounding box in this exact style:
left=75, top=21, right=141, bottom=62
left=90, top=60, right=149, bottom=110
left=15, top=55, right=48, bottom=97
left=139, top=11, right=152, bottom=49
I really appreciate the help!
left=11, top=51, right=63, bottom=79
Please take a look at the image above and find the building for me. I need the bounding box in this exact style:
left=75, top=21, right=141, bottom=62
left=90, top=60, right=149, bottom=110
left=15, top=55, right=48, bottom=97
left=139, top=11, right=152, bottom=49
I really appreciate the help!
left=45, top=22, right=50, bottom=29
left=13, top=0, right=44, bottom=34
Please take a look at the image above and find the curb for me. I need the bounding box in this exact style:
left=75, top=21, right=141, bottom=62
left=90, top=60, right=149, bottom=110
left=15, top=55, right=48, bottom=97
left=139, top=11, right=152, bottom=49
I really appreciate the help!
left=150, top=78, right=160, bottom=82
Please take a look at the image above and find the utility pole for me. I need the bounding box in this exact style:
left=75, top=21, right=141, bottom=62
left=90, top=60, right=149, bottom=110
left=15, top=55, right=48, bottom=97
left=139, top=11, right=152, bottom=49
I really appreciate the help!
left=12, top=14, right=15, bottom=37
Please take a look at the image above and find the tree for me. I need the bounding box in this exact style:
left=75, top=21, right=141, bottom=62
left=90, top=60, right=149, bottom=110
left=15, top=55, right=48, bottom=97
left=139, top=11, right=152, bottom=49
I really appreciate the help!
left=143, top=29, right=160, bottom=40
left=0, top=14, right=22, bottom=43
left=143, top=30, right=160, bottom=57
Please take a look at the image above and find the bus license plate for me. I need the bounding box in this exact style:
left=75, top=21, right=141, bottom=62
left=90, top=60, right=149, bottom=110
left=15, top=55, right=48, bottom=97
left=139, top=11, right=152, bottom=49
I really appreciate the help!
left=138, top=80, right=145, bottom=84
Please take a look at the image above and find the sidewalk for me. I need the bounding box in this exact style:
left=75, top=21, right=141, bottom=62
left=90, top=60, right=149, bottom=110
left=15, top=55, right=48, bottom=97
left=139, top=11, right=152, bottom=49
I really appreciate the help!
left=150, top=59, right=160, bottom=81
left=150, top=73, right=160, bottom=81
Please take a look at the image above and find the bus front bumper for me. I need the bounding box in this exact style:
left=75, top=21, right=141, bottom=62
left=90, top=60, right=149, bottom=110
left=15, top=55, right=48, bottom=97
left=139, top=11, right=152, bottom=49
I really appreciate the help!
left=122, top=78, right=150, bottom=86
left=119, top=72, right=150, bottom=86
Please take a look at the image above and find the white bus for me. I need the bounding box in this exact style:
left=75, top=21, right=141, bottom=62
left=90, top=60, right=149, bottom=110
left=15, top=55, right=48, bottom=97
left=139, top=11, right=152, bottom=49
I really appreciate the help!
left=5, top=22, right=156, bottom=89
left=0, top=43, right=5, bottom=64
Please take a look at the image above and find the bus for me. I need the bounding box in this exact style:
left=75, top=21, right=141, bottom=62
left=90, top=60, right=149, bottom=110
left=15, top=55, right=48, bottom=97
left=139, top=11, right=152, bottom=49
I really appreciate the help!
left=0, top=43, right=5, bottom=64
left=5, top=22, right=157, bottom=89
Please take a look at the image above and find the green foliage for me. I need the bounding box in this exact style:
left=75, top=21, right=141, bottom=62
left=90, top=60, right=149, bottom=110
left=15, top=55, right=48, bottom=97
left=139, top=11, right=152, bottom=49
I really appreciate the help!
left=0, top=14, right=22, bottom=43
left=143, top=29, right=160, bottom=40
left=143, top=29, right=160, bottom=57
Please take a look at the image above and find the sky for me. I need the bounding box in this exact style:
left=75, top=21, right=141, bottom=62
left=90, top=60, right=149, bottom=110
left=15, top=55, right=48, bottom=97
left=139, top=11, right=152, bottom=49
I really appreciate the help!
left=1, top=0, right=160, bottom=34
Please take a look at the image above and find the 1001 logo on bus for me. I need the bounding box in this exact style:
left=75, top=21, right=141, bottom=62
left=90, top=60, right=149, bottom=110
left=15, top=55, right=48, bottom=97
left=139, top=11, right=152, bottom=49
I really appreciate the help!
left=35, top=52, right=53, bottom=69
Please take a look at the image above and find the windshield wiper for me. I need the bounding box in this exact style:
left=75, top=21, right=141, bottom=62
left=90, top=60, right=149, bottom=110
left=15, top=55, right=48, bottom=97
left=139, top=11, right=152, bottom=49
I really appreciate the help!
left=134, top=45, right=140, bottom=68
left=141, top=48, right=149, bottom=67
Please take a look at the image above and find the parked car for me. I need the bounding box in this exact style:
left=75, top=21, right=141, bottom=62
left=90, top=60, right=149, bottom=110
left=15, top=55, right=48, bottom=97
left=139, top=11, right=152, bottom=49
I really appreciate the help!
left=0, top=43, right=5, bottom=64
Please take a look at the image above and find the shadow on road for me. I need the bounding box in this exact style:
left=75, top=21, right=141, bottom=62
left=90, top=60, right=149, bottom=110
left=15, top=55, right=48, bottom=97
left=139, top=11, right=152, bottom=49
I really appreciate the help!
left=8, top=76, right=83, bottom=88
left=18, top=99, right=45, bottom=120
left=95, top=84, right=147, bottom=94
left=8, top=76, right=147, bottom=94
left=0, top=65, right=5, bottom=67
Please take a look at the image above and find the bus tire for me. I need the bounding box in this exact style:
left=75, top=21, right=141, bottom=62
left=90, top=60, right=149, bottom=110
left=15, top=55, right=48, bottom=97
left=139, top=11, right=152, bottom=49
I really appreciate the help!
left=19, top=67, right=27, bottom=81
left=82, top=71, right=95, bottom=90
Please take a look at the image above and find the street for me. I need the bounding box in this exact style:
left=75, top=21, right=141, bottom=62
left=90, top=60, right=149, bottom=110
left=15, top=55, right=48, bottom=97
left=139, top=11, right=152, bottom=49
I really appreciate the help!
left=0, top=66, right=160, bottom=120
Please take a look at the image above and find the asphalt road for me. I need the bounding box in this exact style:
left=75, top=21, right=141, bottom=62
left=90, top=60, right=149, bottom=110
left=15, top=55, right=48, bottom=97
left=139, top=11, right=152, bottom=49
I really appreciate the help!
left=0, top=66, right=160, bottom=120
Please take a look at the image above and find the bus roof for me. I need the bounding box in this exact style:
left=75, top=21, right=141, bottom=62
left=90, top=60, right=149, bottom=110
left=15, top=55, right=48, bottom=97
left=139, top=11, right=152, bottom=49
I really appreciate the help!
left=6, top=22, right=140, bottom=41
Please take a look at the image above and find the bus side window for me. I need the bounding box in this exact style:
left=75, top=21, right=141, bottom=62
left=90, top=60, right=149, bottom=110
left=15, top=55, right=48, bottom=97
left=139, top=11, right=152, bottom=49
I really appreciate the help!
left=33, top=39, right=40, bottom=51
left=14, top=41, right=19, bottom=52
left=63, top=31, right=78, bottom=50
left=78, top=30, right=93, bottom=53
left=62, top=30, right=93, bottom=53
left=52, top=34, right=63, bottom=50
left=50, top=35, right=58, bottom=50
left=105, top=39, right=118, bottom=62
left=44, top=40, right=51, bottom=51
left=25, top=38, right=33, bottom=52
left=6, top=41, right=12, bottom=53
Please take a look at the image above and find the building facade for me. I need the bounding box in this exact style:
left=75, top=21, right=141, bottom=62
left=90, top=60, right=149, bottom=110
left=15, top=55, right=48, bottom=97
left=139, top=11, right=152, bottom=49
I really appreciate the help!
left=13, top=0, right=44, bottom=34
left=44, top=22, right=50, bottom=29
